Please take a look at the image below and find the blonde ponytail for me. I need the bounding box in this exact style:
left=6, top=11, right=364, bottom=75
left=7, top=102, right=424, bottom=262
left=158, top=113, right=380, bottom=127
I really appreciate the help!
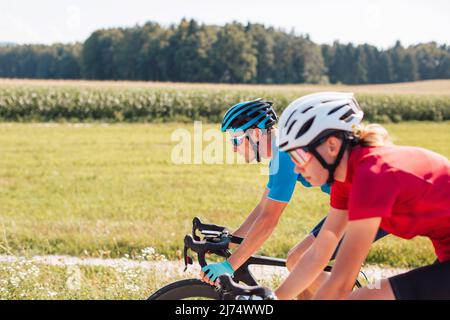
left=352, top=123, right=391, bottom=147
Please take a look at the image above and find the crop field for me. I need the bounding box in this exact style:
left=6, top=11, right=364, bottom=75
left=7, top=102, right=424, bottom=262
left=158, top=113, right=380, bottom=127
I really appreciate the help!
left=0, top=79, right=449, bottom=123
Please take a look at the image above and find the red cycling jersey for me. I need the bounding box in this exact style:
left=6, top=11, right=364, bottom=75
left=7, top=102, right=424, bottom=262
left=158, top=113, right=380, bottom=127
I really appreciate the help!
left=330, top=145, right=450, bottom=262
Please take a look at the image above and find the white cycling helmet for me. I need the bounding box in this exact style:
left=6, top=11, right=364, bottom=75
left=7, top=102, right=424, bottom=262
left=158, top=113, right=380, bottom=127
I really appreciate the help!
left=278, top=92, right=363, bottom=183
left=278, top=92, right=363, bottom=152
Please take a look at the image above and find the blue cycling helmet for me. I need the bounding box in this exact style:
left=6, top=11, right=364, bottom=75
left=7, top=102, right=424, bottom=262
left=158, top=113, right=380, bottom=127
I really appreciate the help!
left=221, top=98, right=278, bottom=132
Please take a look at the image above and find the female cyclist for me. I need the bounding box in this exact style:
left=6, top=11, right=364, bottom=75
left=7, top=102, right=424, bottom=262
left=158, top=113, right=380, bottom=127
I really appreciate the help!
left=274, top=92, right=450, bottom=299
left=200, top=97, right=388, bottom=298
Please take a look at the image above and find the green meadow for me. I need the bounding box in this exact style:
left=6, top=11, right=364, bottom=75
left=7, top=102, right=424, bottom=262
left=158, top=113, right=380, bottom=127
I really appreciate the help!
left=1, top=121, right=448, bottom=268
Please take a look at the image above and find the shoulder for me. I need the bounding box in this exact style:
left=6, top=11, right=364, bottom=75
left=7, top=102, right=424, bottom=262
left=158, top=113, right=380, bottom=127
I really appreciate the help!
left=347, top=146, right=394, bottom=181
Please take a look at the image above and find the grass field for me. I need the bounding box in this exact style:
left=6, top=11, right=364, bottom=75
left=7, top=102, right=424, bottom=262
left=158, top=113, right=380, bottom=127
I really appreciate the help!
left=0, top=121, right=448, bottom=268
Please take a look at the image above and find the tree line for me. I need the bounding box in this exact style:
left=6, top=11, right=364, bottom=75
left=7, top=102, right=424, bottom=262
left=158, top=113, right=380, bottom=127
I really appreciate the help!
left=0, top=19, right=449, bottom=84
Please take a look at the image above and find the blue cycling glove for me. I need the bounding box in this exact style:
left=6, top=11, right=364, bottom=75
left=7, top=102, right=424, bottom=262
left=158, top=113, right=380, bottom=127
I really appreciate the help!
left=202, top=260, right=235, bottom=282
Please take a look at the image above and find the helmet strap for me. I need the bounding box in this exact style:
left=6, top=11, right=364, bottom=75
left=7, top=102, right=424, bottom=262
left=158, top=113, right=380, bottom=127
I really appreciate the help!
left=246, top=135, right=261, bottom=163
left=309, top=137, right=348, bottom=184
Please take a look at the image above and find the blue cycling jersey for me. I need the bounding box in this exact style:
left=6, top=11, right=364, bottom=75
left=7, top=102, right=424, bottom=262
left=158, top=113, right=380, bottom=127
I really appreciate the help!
left=266, top=139, right=330, bottom=202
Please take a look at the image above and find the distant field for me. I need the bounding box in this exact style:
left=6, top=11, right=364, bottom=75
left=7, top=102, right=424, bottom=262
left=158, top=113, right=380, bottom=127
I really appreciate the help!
left=0, top=122, right=448, bottom=267
left=1, top=78, right=450, bottom=95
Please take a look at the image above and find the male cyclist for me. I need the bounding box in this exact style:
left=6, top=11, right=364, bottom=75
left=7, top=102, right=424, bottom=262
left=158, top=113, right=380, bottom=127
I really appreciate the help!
left=200, top=97, right=388, bottom=298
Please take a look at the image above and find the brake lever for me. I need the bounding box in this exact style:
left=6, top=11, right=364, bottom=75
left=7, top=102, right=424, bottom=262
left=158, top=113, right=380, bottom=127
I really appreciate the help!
left=183, top=233, right=231, bottom=271
left=183, top=245, right=193, bottom=272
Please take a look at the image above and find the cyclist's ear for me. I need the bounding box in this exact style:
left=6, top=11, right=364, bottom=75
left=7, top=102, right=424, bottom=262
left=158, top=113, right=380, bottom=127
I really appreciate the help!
left=327, top=136, right=342, bottom=155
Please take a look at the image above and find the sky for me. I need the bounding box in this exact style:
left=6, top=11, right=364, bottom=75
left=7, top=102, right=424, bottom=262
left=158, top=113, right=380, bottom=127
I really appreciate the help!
left=1, top=0, right=449, bottom=49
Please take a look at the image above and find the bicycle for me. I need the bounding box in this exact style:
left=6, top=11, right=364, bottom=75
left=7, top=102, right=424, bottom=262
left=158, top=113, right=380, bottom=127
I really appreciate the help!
left=148, top=217, right=363, bottom=300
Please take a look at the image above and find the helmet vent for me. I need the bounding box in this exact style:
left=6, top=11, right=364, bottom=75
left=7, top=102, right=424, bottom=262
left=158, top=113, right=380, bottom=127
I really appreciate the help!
left=279, top=141, right=289, bottom=148
left=295, top=116, right=315, bottom=139
left=340, top=110, right=355, bottom=121
left=286, top=120, right=297, bottom=135
left=302, top=106, right=314, bottom=114
left=328, top=104, right=347, bottom=115
left=285, top=110, right=297, bottom=128
left=222, top=99, right=277, bottom=132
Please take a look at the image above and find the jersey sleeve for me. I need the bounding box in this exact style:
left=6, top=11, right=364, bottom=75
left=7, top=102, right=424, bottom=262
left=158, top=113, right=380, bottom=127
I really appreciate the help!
left=266, top=150, right=298, bottom=203
left=347, top=159, right=400, bottom=221
left=330, top=180, right=350, bottom=210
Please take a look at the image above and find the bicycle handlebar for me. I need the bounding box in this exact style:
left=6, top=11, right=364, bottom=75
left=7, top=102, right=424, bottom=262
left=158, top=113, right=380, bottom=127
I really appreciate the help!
left=192, top=217, right=227, bottom=241
left=183, top=217, right=243, bottom=270
left=184, top=233, right=230, bottom=268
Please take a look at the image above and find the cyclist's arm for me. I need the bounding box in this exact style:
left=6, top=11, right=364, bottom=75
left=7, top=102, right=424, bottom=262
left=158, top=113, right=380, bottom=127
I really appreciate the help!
left=313, top=217, right=381, bottom=299
left=312, top=161, right=397, bottom=298
left=229, top=149, right=295, bottom=256
left=274, top=207, right=348, bottom=300
left=227, top=196, right=287, bottom=269
left=231, top=188, right=270, bottom=245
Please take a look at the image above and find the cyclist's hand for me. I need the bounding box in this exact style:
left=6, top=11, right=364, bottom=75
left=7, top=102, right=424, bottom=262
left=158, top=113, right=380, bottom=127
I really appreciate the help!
left=200, top=261, right=235, bottom=286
